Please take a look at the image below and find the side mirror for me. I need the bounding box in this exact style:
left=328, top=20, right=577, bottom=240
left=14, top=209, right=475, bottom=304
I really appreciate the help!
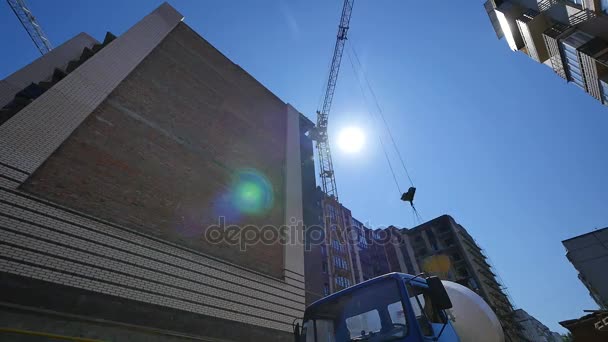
left=426, top=276, right=452, bottom=310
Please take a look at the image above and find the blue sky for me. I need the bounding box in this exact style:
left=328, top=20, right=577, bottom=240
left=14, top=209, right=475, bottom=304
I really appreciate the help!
left=2, top=0, right=606, bottom=334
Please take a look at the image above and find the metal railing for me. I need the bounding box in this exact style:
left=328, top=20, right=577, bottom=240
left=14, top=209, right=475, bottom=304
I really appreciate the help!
left=569, top=8, right=597, bottom=25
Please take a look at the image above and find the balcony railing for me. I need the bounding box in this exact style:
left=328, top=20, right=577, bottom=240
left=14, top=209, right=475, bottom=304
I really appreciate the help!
left=543, top=23, right=573, bottom=79
left=569, top=8, right=597, bottom=26
left=538, top=0, right=584, bottom=12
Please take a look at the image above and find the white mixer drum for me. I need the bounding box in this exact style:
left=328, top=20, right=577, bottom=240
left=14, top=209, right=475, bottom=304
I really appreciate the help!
left=442, top=281, right=505, bottom=342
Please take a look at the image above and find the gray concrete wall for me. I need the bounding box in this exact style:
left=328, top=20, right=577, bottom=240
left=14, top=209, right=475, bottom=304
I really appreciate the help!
left=563, top=228, right=608, bottom=309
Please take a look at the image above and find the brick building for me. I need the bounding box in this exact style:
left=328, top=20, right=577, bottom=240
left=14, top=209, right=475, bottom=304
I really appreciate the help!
left=0, top=3, right=307, bottom=341
left=303, top=198, right=356, bottom=306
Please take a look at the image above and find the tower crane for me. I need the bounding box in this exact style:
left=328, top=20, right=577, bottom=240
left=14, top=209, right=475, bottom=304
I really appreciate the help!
left=310, top=0, right=354, bottom=201
left=7, top=0, right=52, bottom=55
left=310, top=0, right=417, bottom=210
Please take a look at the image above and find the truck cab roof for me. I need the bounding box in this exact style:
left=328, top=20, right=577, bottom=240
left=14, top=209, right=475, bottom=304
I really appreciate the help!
left=306, top=273, right=427, bottom=313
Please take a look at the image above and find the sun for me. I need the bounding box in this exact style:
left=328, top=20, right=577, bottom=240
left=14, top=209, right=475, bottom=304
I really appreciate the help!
left=337, top=126, right=365, bottom=154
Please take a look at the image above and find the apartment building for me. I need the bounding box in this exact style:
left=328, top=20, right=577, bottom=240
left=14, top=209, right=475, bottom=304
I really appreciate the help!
left=485, top=0, right=608, bottom=106
left=562, top=227, right=608, bottom=309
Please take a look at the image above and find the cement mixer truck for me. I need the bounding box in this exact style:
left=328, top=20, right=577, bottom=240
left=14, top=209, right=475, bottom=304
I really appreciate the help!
left=294, top=273, right=504, bottom=342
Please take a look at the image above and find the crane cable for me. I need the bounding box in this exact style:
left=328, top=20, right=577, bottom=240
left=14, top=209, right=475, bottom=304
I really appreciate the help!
left=346, top=41, right=423, bottom=224
left=348, top=42, right=415, bottom=187
left=346, top=49, right=402, bottom=197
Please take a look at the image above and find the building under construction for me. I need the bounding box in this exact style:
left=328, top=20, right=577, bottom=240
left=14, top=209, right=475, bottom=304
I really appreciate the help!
left=305, top=214, right=527, bottom=341
left=0, top=3, right=308, bottom=341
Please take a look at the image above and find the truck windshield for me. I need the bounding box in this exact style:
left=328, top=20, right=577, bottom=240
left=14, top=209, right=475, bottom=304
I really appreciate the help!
left=302, top=278, right=407, bottom=342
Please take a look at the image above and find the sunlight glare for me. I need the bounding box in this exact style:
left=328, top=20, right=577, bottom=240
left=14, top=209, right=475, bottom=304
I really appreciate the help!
left=338, top=126, right=365, bottom=154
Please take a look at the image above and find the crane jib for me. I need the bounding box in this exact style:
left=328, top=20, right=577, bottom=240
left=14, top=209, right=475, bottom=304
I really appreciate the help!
left=315, top=0, right=355, bottom=200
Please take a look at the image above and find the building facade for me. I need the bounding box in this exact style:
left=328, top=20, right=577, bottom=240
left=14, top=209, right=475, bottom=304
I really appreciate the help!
left=514, top=309, right=561, bottom=342
left=562, top=227, right=608, bottom=309
left=402, top=215, right=526, bottom=342
left=304, top=197, right=357, bottom=306
left=0, top=3, right=306, bottom=341
left=484, top=0, right=608, bottom=106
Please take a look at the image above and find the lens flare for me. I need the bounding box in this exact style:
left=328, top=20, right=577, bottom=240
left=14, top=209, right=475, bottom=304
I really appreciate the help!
left=228, top=169, right=274, bottom=217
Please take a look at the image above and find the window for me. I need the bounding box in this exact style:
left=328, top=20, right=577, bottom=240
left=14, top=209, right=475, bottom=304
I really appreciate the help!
left=323, top=283, right=330, bottom=296
left=444, top=238, right=454, bottom=247
left=332, top=239, right=340, bottom=250
left=346, top=309, right=382, bottom=338
left=603, top=0, right=608, bottom=14
left=302, top=278, right=407, bottom=342
left=388, top=301, right=406, bottom=325
left=359, top=235, right=368, bottom=249
left=405, top=261, right=414, bottom=273
left=335, top=276, right=351, bottom=288
left=560, top=31, right=594, bottom=89
left=407, top=283, right=446, bottom=337
left=336, top=276, right=344, bottom=287
left=600, top=79, right=608, bottom=105
left=452, top=253, right=461, bottom=261
left=326, top=205, right=337, bottom=222
left=320, top=245, right=327, bottom=256
left=426, top=230, right=438, bottom=251
left=469, top=278, right=479, bottom=290
left=333, top=257, right=349, bottom=270
left=322, top=262, right=328, bottom=273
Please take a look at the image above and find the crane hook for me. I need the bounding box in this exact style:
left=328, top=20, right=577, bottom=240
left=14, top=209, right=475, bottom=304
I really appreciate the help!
left=400, top=186, right=416, bottom=206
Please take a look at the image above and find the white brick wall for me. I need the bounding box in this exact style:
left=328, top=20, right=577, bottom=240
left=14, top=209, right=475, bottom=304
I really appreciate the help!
left=0, top=33, right=98, bottom=108
left=0, top=185, right=305, bottom=332
left=0, top=3, right=183, bottom=174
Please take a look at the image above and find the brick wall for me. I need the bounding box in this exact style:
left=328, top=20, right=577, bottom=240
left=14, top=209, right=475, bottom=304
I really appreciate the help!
left=21, top=22, right=287, bottom=278
left=0, top=3, right=305, bottom=340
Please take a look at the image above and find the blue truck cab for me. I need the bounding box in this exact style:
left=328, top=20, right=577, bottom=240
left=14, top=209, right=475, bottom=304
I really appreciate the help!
left=298, top=273, right=460, bottom=342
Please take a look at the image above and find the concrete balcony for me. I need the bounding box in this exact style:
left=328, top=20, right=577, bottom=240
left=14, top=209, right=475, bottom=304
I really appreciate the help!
left=485, top=1, right=505, bottom=38
left=495, top=2, right=528, bottom=51
left=517, top=9, right=553, bottom=61
left=578, top=37, right=608, bottom=100
left=543, top=22, right=575, bottom=79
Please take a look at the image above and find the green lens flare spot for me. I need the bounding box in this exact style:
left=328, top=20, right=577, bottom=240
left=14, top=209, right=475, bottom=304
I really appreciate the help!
left=231, top=169, right=274, bottom=216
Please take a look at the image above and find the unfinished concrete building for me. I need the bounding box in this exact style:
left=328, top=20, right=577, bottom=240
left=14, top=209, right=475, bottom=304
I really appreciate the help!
left=0, top=3, right=307, bottom=341
left=402, top=215, right=525, bottom=342
left=305, top=213, right=527, bottom=341
left=563, top=227, right=608, bottom=309
left=484, top=0, right=608, bottom=106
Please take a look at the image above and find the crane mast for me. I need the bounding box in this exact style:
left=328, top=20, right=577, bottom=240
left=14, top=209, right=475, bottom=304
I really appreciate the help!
left=7, top=0, right=53, bottom=55
left=314, top=0, right=354, bottom=201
